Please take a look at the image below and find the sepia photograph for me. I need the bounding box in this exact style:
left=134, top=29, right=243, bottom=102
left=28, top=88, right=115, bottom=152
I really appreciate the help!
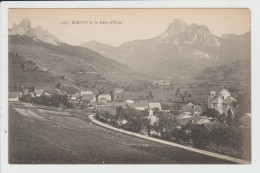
left=5, top=8, right=251, bottom=165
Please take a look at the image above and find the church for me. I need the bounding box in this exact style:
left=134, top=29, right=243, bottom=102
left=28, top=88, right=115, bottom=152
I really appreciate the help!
left=208, top=88, right=237, bottom=117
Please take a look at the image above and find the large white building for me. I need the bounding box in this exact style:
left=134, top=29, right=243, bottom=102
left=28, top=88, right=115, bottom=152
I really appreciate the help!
left=208, top=88, right=237, bottom=117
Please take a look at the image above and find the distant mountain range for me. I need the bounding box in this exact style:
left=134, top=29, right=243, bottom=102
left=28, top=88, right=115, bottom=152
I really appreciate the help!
left=80, top=19, right=250, bottom=77
left=9, top=19, right=145, bottom=86
left=9, top=18, right=250, bottom=86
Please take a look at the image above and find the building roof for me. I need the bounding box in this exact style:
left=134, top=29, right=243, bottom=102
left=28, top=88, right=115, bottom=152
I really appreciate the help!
left=71, top=93, right=80, bottom=98
left=29, top=92, right=35, bottom=97
left=108, top=102, right=126, bottom=107
left=240, top=113, right=251, bottom=128
left=246, top=113, right=251, bottom=118
left=196, top=119, right=211, bottom=125
left=177, top=112, right=193, bottom=119
left=181, top=103, right=202, bottom=112
left=9, top=92, right=18, bottom=98
left=55, top=89, right=61, bottom=93
left=161, top=113, right=176, bottom=119
left=34, top=89, right=44, bottom=94
left=43, top=92, right=51, bottom=96
left=23, top=89, right=29, bottom=94
left=57, top=91, right=67, bottom=96
left=82, top=94, right=95, bottom=100
left=81, top=90, right=93, bottom=95
left=219, top=88, right=231, bottom=96
left=115, top=88, right=124, bottom=92
left=149, top=102, right=162, bottom=110
left=98, top=94, right=111, bottom=98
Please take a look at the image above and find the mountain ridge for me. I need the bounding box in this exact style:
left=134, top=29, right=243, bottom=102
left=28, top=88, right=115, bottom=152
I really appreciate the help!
left=8, top=19, right=147, bottom=86
left=80, top=19, right=250, bottom=77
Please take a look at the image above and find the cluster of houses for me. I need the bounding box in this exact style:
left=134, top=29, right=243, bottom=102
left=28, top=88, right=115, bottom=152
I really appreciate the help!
left=8, top=86, right=114, bottom=104
left=152, top=79, right=171, bottom=86
left=97, top=95, right=214, bottom=128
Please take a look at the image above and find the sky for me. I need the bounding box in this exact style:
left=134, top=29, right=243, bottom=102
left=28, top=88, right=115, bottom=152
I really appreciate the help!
left=8, top=8, right=250, bottom=47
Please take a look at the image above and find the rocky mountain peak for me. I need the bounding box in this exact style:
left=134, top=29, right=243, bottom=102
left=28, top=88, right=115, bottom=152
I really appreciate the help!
left=164, top=18, right=189, bottom=35
left=9, top=19, right=62, bottom=45
left=12, top=19, right=31, bottom=31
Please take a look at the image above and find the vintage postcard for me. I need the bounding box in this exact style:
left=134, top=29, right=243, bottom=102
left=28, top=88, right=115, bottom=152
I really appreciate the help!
left=1, top=1, right=259, bottom=173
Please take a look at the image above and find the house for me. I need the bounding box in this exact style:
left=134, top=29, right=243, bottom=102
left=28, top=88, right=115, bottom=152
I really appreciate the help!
left=43, top=91, right=51, bottom=97
left=181, top=103, right=203, bottom=115
left=57, top=91, right=67, bottom=97
left=128, top=102, right=149, bottom=111
left=98, top=94, right=111, bottom=102
left=208, top=88, right=237, bottom=117
left=23, top=89, right=29, bottom=95
left=82, top=93, right=96, bottom=102
left=177, top=112, right=193, bottom=126
left=8, top=92, right=18, bottom=102
left=149, top=102, right=162, bottom=111
left=239, top=113, right=251, bottom=129
left=34, top=89, right=44, bottom=97
left=115, top=88, right=124, bottom=94
left=29, top=92, right=35, bottom=98
left=125, top=99, right=134, bottom=104
left=70, top=93, right=80, bottom=101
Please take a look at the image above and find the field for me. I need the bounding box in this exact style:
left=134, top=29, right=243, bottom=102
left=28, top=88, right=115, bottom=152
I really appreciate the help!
left=9, top=103, right=236, bottom=164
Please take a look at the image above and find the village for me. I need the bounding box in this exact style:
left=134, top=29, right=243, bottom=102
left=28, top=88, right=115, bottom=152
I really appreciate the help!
left=8, top=73, right=251, bottom=160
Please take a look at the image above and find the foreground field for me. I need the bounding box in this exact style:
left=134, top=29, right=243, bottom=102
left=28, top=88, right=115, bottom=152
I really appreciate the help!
left=9, top=103, right=237, bottom=164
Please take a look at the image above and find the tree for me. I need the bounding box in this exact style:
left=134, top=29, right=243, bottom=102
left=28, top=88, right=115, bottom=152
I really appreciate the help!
left=110, top=90, right=115, bottom=101
left=173, top=123, right=192, bottom=144
left=176, top=88, right=180, bottom=96
left=190, top=125, right=210, bottom=149
left=185, top=91, right=188, bottom=97
left=149, top=90, right=154, bottom=99
left=228, top=127, right=243, bottom=157
left=156, top=113, right=177, bottom=140
left=210, top=124, right=230, bottom=153
left=161, top=103, right=170, bottom=110
left=236, top=91, right=251, bottom=117
left=201, top=108, right=219, bottom=118
left=56, top=83, right=61, bottom=89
